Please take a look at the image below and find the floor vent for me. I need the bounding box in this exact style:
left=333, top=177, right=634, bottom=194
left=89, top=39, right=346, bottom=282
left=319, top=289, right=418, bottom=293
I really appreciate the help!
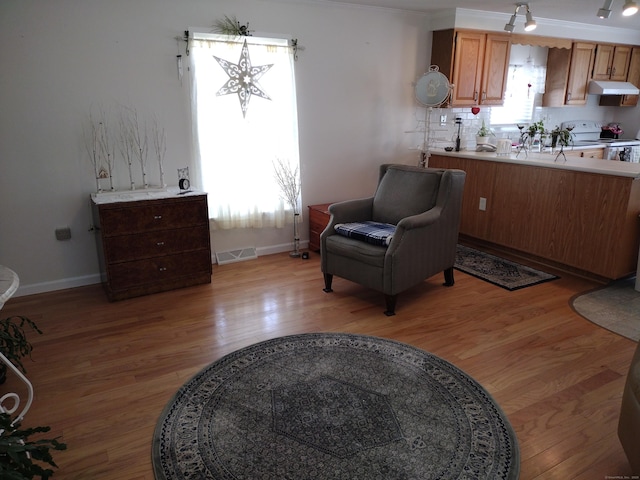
left=215, top=247, right=258, bottom=265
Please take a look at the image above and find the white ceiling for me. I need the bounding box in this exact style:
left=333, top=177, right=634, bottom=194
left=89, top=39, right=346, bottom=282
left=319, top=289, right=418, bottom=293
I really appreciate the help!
left=317, top=0, right=640, bottom=30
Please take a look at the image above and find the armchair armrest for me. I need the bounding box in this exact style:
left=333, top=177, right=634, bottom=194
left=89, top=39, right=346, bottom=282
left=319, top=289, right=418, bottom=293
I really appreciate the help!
left=321, top=197, right=374, bottom=239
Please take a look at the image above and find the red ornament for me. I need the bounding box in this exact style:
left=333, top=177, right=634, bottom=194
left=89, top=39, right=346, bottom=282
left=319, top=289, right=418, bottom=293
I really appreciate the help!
left=471, top=107, right=480, bottom=115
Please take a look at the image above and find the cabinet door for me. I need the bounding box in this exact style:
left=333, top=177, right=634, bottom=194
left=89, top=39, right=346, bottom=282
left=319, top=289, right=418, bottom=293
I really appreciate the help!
left=451, top=31, right=485, bottom=106
left=622, top=47, right=640, bottom=106
left=481, top=34, right=511, bottom=105
left=610, top=46, right=632, bottom=81
left=566, top=42, right=596, bottom=105
left=542, top=48, right=571, bottom=107
left=593, top=44, right=615, bottom=80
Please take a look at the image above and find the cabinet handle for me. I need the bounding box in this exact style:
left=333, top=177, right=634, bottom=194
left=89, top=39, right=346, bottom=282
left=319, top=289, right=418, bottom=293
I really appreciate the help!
left=611, top=66, right=616, bottom=76
left=474, top=91, right=478, bottom=101
left=154, top=215, right=162, bottom=220
left=482, top=91, right=486, bottom=101
left=567, top=92, right=571, bottom=101
left=156, top=241, right=165, bottom=246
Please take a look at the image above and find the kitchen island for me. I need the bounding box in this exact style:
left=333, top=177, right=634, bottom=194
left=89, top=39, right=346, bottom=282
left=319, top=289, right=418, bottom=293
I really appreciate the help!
left=428, top=149, right=640, bottom=280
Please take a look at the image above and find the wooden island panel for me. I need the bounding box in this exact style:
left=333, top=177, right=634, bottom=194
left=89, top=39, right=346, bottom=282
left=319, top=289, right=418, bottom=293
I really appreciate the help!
left=430, top=154, right=640, bottom=280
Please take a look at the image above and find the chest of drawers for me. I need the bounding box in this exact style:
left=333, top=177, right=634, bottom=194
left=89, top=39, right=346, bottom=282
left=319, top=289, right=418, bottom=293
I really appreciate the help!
left=91, top=192, right=212, bottom=301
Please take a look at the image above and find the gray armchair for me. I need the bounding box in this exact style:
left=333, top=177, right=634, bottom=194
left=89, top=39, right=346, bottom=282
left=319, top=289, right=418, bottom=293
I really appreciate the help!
left=320, top=164, right=466, bottom=315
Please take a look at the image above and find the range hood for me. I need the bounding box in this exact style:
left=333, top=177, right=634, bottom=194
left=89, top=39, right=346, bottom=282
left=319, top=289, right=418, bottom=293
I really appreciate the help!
left=588, top=80, right=640, bottom=96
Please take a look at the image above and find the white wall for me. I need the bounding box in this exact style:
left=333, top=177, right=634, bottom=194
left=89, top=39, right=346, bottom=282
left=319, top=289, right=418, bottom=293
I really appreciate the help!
left=0, top=0, right=429, bottom=295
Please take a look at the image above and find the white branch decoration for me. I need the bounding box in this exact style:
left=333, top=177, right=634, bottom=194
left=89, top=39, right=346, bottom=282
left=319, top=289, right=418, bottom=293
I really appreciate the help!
left=85, top=104, right=168, bottom=193
left=273, top=158, right=301, bottom=213
left=152, top=117, right=166, bottom=188
left=84, top=109, right=114, bottom=192
left=273, top=158, right=302, bottom=257
left=126, top=108, right=149, bottom=189
left=117, top=110, right=136, bottom=190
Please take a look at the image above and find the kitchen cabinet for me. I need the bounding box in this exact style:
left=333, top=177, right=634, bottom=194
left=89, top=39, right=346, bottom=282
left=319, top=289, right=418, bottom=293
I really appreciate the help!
left=599, top=46, right=640, bottom=107
left=565, top=148, right=604, bottom=159
left=91, top=192, right=212, bottom=301
left=593, top=44, right=632, bottom=81
left=431, top=29, right=511, bottom=106
left=428, top=153, right=640, bottom=281
left=543, top=42, right=595, bottom=106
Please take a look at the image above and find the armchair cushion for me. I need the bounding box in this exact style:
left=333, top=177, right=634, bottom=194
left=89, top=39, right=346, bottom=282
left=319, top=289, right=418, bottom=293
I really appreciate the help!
left=372, top=166, right=441, bottom=224
left=334, top=221, right=396, bottom=246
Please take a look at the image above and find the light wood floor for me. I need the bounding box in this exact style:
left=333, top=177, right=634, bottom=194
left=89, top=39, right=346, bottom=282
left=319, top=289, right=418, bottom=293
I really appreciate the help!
left=1, top=252, right=636, bottom=479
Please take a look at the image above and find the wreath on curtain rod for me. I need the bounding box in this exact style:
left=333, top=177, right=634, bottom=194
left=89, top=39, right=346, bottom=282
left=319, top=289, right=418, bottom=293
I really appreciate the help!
left=212, top=15, right=253, bottom=36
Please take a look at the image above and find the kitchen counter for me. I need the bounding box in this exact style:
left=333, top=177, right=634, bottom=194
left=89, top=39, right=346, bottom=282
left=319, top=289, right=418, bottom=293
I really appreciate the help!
left=430, top=148, right=640, bottom=178
left=429, top=152, right=640, bottom=280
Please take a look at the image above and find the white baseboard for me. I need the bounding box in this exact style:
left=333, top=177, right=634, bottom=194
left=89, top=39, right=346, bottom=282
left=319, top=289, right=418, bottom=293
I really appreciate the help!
left=14, top=273, right=102, bottom=298
left=13, top=240, right=311, bottom=296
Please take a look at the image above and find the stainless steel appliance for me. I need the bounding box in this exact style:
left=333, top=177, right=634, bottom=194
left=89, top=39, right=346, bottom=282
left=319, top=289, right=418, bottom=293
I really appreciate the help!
left=560, top=120, right=640, bottom=162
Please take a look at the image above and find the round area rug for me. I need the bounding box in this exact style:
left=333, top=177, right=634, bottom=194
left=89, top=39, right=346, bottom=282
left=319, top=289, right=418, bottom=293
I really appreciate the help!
left=152, top=333, right=519, bottom=480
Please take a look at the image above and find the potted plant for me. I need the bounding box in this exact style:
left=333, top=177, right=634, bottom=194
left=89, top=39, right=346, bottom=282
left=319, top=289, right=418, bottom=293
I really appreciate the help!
left=476, top=120, right=494, bottom=145
left=0, top=316, right=42, bottom=384
left=527, top=120, right=546, bottom=150
left=551, top=126, right=574, bottom=149
left=0, top=412, right=66, bottom=480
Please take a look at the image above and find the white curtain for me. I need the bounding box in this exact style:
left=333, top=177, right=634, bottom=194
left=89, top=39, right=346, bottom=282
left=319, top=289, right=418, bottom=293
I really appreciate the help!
left=189, top=33, right=300, bottom=230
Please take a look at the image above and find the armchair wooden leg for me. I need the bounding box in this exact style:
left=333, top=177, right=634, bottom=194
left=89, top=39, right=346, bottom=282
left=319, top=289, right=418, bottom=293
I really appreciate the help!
left=384, top=295, right=397, bottom=316
left=443, top=267, right=455, bottom=287
left=323, top=273, right=334, bottom=293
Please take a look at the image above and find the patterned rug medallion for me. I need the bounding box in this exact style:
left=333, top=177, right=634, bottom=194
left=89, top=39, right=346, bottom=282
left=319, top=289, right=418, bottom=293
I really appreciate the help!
left=455, top=244, right=558, bottom=291
left=152, top=333, right=519, bottom=480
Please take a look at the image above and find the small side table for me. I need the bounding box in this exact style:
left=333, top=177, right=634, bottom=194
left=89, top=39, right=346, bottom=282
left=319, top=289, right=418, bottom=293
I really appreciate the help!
left=308, top=203, right=333, bottom=252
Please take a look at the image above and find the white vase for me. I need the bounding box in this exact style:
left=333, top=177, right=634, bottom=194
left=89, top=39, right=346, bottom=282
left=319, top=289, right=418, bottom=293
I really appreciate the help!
left=476, top=135, right=490, bottom=145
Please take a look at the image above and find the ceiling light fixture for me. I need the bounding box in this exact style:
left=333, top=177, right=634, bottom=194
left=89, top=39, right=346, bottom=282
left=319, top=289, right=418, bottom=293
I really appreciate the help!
left=623, top=0, right=639, bottom=15
left=504, top=13, right=517, bottom=32
left=504, top=3, right=536, bottom=33
left=524, top=4, right=537, bottom=31
left=597, top=0, right=613, bottom=18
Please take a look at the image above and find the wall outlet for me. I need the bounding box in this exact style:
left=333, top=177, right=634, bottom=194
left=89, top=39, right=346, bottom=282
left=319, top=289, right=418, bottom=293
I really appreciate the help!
left=440, top=115, right=447, bottom=125
left=479, top=197, right=487, bottom=211
left=55, top=227, right=72, bottom=241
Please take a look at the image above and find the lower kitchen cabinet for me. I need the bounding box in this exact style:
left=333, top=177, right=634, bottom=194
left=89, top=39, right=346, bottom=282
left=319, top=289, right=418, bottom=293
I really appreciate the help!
left=91, top=191, right=212, bottom=301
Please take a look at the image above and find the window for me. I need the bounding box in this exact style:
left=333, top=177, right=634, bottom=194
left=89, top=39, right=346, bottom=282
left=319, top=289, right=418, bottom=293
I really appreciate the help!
left=189, top=33, right=300, bottom=230
left=490, top=61, right=546, bottom=126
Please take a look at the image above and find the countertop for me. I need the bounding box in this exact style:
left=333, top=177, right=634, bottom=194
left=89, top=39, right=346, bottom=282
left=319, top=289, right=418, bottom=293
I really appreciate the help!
left=429, top=149, right=640, bottom=178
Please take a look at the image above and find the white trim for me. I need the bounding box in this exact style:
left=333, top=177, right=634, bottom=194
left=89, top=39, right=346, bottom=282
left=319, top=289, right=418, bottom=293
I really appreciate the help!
left=14, top=273, right=101, bottom=298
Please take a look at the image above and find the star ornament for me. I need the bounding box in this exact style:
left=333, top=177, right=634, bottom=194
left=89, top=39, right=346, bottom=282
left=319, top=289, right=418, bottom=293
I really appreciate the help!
left=213, top=39, right=274, bottom=118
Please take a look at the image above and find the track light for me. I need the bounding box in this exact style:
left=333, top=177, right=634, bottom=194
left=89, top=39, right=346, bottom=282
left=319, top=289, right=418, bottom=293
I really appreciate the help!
left=504, top=13, right=517, bottom=32
left=623, top=0, right=639, bottom=15
left=597, top=0, right=613, bottom=18
left=524, top=5, right=537, bottom=31
left=504, top=3, right=536, bottom=33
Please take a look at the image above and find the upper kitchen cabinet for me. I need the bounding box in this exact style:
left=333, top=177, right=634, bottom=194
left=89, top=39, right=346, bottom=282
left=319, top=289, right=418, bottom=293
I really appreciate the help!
left=592, top=44, right=632, bottom=81
left=431, top=29, right=511, bottom=106
left=599, top=46, right=640, bottom=107
left=543, top=42, right=595, bottom=106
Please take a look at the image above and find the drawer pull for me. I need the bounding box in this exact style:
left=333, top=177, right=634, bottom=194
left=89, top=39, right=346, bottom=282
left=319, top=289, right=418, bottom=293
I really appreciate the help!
left=154, top=215, right=162, bottom=220
left=156, top=242, right=165, bottom=246
left=159, top=267, right=167, bottom=272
